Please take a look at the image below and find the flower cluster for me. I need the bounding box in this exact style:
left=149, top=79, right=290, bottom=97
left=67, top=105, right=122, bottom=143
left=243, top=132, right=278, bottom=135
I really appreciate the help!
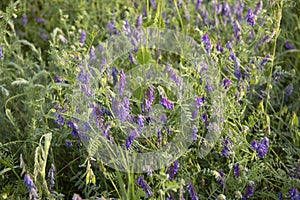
left=160, top=96, right=174, bottom=110
left=24, top=174, right=38, bottom=200
left=221, top=137, right=233, bottom=157
left=188, top=181, right=199, bottom=200
left=167, top=160, right=180, bottom=180
left=137, top=176, right=152, bottom=197
left=243, top=181, right=255, bottom=199
left=126, top=129, right=139, bottom=150
left=48, top=164, right=55, bottom=190
left=251, top=137, right=269, bottom=159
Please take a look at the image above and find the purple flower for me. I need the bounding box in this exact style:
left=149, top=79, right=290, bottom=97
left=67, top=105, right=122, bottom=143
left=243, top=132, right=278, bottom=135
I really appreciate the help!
left=196, top=96, right=205, bottom=108
left=39, top=29, right=49, bottom=40
left=226, top=42, right=233, bottom=50
left=290, top=187, right=300, bottom=200
left=137, top=15, right=143, bottom=28
left=35, top=17, right=46, bottom=24
left=165, top=65, right=182, bottom=87
left=278, top=192, right=283, bottom=200
left=286, top=84, right=293, bottom=97
left=192, top=125, right=198, bottom=141
left=67, top=121, right=79, bottom=138
left=243, top=182, right=255, bottom=199
left=80, top=30, right=86, bottom=44
left=167, top=160, right=180, bottom=180
left=254, top=1, right=263, bottom=15
left=89, top=46, right=96, bottom=60
left=234, top=164, right=240, bottom=178
left=111, top=67, right=119, bottom=86
left=251, top=137, right=269, bottom=159
left=160, top=96, right=174, bottom=110
left=66, top=140, right=73, bottom=148
left=216, top=43, right=224, bottom=53
left=107, top=21, right=119, bottom=35
left=129, top=53, right=138, bottom=65
left=54, top=76, right=64, bottom=83
left=119, top=69, right=126, bottom=96
left=223, top=78, right=232, bottom=89
left=188, top=182, right=199, bottom=200
left=218, top=169, right=225, bottom=189
left=234, top=69, right=242, bottom=81
left=103, top=123, right=111, bottom=139
left=137, top=176, right=152, bottom=197
left=246, top=9, right=256, bottom=26
left=22, top=15, right=28, bottom=25
left=221, top=137, right=232, bottom=157
left=59, top=35, right=68, bottom=43
left=160, top=114, right=167, bottom=123
left=126, top=129, right=139, bottom=149
left=201, top=113, right=208, bottom=123
left=260, top=54, right=271, bottom=67
left=150, top=0, right=157, bottom=9
left=144, top=85, right=155, bottom=111
left=196, top=0, right=202, bottom=10
left=48, top=164, right=55, bottom=190
left=72, top=194, right=83, bottom=200
left=233, top=20, right=242, bottom=41
left=202, top=34, right=212, bottom=54
left=24, top=174, right=38, bottom=200
left=0, top=46, right=2, bottom=59
left=285, top=42, right=295, bottom=50
left=137, top=115, right=145, bottom=131
left=119, top=97, right=131, bottom=122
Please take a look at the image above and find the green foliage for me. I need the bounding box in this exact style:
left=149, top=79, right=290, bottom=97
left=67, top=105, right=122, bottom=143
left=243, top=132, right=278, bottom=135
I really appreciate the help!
left=0, top=0, right=299, bottom=199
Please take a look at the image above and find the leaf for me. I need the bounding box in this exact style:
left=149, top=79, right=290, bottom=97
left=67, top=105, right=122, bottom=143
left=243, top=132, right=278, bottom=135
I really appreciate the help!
left=292, top=112, right=299, bottom=127
left=137, top=48, right=152, bottom=65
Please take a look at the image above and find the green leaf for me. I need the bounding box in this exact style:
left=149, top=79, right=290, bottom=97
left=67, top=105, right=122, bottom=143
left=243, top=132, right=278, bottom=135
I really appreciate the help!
left=292, top=112, right=299, bottom=127
left=137, top=48, right=152, bottom=65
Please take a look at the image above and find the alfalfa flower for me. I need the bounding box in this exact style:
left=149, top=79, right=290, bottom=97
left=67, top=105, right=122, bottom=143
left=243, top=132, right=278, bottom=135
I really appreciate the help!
left=160, top=96, right=174, bottom=110
left=167, top=160, right=180, bottom=180
left=144, top=85, right=155, bottom=111
left=35, top=17, right=46, bottom=24
left=111, top=67, right=119, bottom=86
left=137, top=15, right=143, bottom=28
left=0, top=46, right=2, bottom=59
left=24, top=174, right=38, bottom=200
left=196, top=0, right=202, bottom=10
left=223, top=78, right=232, bottom=89
left=188, top=181, right=199, bottom=200
left=221, top=137, right=233, bottom=157
left=22, top=15, right=28, bottom=25
left=246, top=9, right=256, bottom=26
left=126, top=129, right=139, bottom=150
left=202, top=34, right=212, bottom=54
left=67, top=120, right=79, bottom=138
left=233, top=20, right=242, bottom=41
left=150, top=0, right=157, bottom=9
left=290, top=187, right=300, bottom=200
left=251, top=137, right=269, bottom=159
left=243, top=181, right=255, bottom=199
left=137, top=114, right=145, bottom=132
left=254, top=1, right=263, bottom=15
left=192, top=125, right=198, bottom=141
left=80, top=30, right=86, bottom=44
left=285, top=42, right=295, bottom=50
left=137, top=176, right=153, bottom=197
left=48, top=164, right=55, bottom=190
left=196, top=95, right=205, bottom=108
left=234, top=163, right=240, bottom=178
left=119, top=69, right=126, bottom=96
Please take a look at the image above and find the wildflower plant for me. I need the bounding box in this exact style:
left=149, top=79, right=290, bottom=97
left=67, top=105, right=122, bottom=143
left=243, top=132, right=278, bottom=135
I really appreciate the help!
left=0, top=0, right=299, bottom=199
